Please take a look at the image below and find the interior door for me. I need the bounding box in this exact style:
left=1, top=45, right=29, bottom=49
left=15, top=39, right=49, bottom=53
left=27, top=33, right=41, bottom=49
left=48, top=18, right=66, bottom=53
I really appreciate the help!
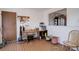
left=2, top=11, right=16, bottom=41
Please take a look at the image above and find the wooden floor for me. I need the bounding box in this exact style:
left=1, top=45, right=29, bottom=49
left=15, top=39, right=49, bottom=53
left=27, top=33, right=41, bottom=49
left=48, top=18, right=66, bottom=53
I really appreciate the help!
left=0, top=39, right=67, bottom=51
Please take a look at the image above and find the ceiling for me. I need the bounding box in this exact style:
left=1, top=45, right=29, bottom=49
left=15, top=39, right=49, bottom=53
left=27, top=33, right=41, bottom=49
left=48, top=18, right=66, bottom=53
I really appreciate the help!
left=27, top=8, right=51, bottom=11
left=0, top=8, right=51, bottom=12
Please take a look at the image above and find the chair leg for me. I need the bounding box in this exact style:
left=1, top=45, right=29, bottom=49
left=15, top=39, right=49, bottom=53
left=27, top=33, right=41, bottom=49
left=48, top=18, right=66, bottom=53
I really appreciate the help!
left=76, top=46, right=79, bottom=51
left=69, top=47, right=72, bottom=51
left=62, top=45, right=70, bottom=51
left=66, top=46, right=71, bottom=51
left=61, top=45, right=66, bottom=50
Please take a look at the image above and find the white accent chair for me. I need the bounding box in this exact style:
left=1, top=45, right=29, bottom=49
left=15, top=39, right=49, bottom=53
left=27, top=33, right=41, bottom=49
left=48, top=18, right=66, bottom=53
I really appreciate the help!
left=64, top=30, right=79, bottom=51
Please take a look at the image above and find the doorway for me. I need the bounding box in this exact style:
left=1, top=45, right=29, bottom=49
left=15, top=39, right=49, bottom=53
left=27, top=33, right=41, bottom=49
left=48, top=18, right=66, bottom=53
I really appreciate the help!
left=2, top=11, right=16, bottom=41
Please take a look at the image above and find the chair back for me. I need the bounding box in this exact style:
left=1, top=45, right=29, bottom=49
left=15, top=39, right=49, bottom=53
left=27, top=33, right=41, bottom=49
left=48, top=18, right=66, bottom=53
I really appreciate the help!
left=68, top=30, right=79, bottom=46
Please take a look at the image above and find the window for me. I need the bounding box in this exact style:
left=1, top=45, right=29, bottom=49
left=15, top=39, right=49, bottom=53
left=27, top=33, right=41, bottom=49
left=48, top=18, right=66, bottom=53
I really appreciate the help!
left=49, top=8, right=67, bottom=26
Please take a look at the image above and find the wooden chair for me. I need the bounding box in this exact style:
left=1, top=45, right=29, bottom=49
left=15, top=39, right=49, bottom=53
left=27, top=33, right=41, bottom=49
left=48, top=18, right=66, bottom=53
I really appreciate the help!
left=64, top=30, right=79, bottom=51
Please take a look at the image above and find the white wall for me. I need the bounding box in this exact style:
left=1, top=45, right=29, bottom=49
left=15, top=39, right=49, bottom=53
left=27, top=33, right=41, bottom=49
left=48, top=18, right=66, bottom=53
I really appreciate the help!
left=67, top=8, right=79, bottom=26
left=0, top=8, right=44, bottom=41
left=43, top=8, right=79, bottom=44
left=0, top=8, right=43, bottom=27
